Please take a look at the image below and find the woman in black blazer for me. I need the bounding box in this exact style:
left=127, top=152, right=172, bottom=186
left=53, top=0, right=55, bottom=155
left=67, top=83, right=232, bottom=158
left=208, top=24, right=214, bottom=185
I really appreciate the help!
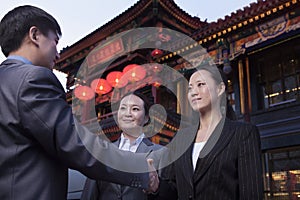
left=157, top=65, right=263, bottom=200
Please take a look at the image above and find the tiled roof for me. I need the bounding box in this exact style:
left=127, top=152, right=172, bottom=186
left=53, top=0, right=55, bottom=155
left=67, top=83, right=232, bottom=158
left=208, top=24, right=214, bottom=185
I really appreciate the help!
left=57, top=0, right=207, bottom=66
left=192, top=0, right=299, bottom=40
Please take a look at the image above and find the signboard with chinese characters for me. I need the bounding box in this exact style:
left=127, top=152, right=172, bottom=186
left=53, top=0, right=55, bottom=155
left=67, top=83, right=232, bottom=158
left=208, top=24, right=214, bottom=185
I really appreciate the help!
left=87, top=38, right=124, bottom=68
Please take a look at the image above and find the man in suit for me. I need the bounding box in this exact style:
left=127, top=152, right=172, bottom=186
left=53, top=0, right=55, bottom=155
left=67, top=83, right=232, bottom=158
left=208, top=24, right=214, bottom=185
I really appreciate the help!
left=0, top=5, right=158, bottom=200
left=81, top=92, right=163, bottom=200
left=82, top=137, right=162, bottom=200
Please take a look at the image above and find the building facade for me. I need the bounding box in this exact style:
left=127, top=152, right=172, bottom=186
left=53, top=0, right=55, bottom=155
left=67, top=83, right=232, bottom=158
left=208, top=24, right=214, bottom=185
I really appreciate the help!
left=55, top=0, right=300, bottom=199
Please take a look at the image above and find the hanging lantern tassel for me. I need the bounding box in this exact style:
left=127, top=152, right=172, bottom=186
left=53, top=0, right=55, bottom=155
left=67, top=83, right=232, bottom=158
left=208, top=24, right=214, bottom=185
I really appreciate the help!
left=151, top=77, right=162, bottom=88
left=223, top=58, right=232, bottom=74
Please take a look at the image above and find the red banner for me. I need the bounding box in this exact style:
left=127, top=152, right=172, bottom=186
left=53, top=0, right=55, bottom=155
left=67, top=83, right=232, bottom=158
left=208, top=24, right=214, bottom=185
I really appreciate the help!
left=87, top=38, right=124, bottom=67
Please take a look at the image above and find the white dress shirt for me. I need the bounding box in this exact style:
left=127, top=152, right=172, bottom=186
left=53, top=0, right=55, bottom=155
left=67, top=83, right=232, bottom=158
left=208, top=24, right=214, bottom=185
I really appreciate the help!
left=192, top=141, right=206, bottom=170
left=118, top=133, right=145, bottom=153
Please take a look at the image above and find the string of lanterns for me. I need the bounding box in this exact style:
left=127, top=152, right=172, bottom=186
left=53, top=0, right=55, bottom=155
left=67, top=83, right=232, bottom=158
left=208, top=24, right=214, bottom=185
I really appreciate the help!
left=74, top=64, right=150, bottom=101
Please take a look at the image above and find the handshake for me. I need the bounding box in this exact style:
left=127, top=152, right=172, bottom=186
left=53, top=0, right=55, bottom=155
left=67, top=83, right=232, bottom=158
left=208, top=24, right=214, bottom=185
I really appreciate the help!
left=145, top=158, right=159, bottom=194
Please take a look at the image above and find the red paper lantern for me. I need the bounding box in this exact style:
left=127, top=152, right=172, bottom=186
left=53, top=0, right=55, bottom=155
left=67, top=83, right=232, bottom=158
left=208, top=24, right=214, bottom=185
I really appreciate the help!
left=90, top=78, right=112, bottom=94
left=74, top=85, right=95, bottom=101
left=151, top=49, right=163, bottom=57
left=106, top=71, right=128, bottom=88
left=152, top=64, right=163, bottom=73
left=123, top=64, right=146, bottom=82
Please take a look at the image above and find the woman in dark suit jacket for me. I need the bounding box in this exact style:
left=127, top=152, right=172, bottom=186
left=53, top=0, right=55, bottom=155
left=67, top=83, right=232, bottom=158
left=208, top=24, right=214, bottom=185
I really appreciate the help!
left=81, top=91, right=163, bottom=200
left=157, top=65, right=263, bottom=200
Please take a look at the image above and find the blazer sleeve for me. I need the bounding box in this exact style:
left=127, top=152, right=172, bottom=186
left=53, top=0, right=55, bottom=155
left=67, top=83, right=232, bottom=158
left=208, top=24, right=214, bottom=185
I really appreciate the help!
left=151, top=146, right=178, bottom=200
left=80, top=178, right=99, bottom=200
left=17, top=67, right=149, bottom=189
left=238, top=124, right=263, bottom=200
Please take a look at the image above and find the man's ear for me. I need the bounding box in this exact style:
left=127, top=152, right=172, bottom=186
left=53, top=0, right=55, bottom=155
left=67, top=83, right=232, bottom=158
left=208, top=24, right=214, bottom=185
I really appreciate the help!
left=28, top=26, right=40, bottom=46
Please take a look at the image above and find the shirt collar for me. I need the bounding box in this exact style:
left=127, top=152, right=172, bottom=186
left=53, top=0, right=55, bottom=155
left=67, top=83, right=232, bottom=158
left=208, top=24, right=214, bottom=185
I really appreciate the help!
left=119, top=133, right=145, bottom=146
left=7, top=55, right=32, bottom=65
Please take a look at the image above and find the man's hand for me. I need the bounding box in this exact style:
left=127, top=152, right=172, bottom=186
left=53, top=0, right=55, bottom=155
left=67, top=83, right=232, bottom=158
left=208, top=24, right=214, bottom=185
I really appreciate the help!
left=145, top=158, right=159, bottom=193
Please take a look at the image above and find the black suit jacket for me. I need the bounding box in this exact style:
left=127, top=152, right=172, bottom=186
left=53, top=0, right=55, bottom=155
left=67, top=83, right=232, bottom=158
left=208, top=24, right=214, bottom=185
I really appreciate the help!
left=157, top=118, right=263, bottom=200
left=0, top=59, right=149, bottom=200
left=81, top=137, right=163, bottom=200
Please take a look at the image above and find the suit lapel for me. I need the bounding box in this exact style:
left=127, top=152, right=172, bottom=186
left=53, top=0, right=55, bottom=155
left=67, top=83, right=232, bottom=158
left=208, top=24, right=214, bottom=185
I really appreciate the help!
left=179, top=144, right=194, bottom=187
left=114, top=138, right=120, bottom=147
left=136, top=138, right=154, bottom=153
left=170, top=125, right=198, bottom=189
left=111, top=140, right=123, bottom=193
left=193, top=119, right=235, bottom=182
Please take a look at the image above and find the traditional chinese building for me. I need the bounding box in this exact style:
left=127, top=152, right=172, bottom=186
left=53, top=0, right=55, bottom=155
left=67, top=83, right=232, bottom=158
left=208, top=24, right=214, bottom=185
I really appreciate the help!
left=55, top=0, right=300, bottom=199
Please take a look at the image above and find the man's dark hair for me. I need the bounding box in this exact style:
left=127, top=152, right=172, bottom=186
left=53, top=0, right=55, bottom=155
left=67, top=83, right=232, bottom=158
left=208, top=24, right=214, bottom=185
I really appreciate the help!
left=0, top=5, right=62, bottom=57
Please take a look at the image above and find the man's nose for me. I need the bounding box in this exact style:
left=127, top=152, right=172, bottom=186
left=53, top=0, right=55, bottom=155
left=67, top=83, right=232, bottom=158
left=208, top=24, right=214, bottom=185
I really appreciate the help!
left=55, top=52, right=60, bottom=60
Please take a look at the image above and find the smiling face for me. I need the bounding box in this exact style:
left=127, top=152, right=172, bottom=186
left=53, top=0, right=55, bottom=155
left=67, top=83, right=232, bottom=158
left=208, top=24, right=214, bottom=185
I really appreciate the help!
left=188, top=69, right=224, bottom=113
left=117, top=94, right=149, bottom=136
